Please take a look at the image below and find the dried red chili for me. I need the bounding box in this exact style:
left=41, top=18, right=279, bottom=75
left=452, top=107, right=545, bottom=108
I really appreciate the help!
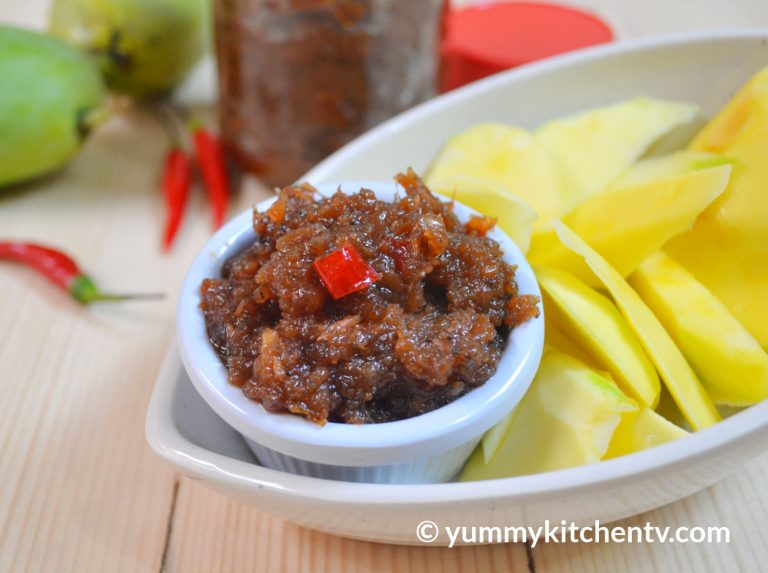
left=0, top=241, right=162, bottom=304
left=312, top=241, right=381, bottom=299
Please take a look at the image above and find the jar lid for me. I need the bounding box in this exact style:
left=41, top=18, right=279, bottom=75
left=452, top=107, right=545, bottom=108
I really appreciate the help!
left=441, top=2, right=614, bottom=91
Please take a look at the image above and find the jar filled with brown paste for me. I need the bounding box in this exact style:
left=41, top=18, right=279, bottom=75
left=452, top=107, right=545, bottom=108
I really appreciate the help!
left=214, top=0, right=445, bottom=187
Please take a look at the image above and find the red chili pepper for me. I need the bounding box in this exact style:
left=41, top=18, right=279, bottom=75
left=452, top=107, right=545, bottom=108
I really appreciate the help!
left=0, top=242, right=163, bottom=304
left=191, top=123, right=229, bottom=230
left=161, top=145, right=193, bottom=251
left=313, top=241, right=381, bottom=299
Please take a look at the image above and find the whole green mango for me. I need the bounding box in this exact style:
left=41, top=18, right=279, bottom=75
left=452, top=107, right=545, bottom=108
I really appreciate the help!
left=0, top=26, right=106, bottom=188
left=49, top=0, right=208, bottom=99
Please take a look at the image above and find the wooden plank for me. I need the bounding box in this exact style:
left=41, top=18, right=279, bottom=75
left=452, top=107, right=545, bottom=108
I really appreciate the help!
left=164, top=479, right=531, bottom=573
left=0, top=112, right=182, bottom=572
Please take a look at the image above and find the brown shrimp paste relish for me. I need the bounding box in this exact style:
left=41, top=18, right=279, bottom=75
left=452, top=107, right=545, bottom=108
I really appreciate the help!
left=200, top=171, right=540, bottom=424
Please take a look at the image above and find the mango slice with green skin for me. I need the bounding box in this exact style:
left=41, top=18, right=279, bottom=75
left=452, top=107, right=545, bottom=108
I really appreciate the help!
left=425, top=124, right=570, bottom=232
left=666, top=66, right=768, bottom=349
left=480, top=351, right=621, bottom=466
left=630, top=252, right=768, bottom=406
left=543, top=315, right=602, bottom=371
left=480, top=407, right=517, bottom=464
left=610, top=150, right=732, bottom=188
left=427, top=175, right=537, bottom=252
left=555, top=222, right=721, bottom=431
left=50, top=0, right=207, bottom=99
left=480, top=319, right=602, bottom=464
left=655, top=386, right=688, bottom=430
left=0, top=26, right=106, bottom=187
left=462, top=350, right=636, bottom=481
left=605, top=407, right=688, bottom=459
left=528, top=155, right=731, bottom=286
left=536, top=266, right=659, bottom=407
left=535, top=96, right=699, bottom=204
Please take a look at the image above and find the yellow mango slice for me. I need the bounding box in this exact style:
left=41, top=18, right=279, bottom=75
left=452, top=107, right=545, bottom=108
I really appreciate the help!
left=528, top=156, right=731, bottom=285
left=543, top=314, right=602, bottom=370
left=605, top=407, right=688, bottom=459
left=666, top=66, right=768, bottom=348
left=481, top=408, right=517, bottom=464
left=535, top=96, right=699, bottom=204
left=655, top=386, right=688, bottom=430
left=537, top=266, right=660, bottom=407
left=427, top=175, right=537, bottom=252
left=425, top=123, right=569, bottom=231
left=486, top=312, right=612, bottom=464
left=555, top=222, right=721, bottom=430
left=630, top=252, right=768, bottom=406
left=480, top=344, right=608, bottom=463
left=611, top=150, right=732, bottom=188
left=462, top=350, right=637, bottom=481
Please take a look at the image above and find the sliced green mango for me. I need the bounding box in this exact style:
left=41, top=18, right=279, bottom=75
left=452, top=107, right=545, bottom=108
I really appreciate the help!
left=666, top=66, right=768, bottom=348
left=425, top=123, right=570, bottom=231
left=554, top=222, right=721, bottom=431
left=543, top=314, right=602, bottom=370
left=611, top=150, right=732, bottom=188
left=537, top=266, right=659, bottom=407
left=630, top=251, right=768, bottom=406
left=535, top=96, right=699, bottom=204
left=462, top=350, right=636, bottom=481
left=528, top=156, right=731, bottom=285
left=605, top=407, right=688, bottom=459
left=427, top=175, right=537, bottom=252
left=479, top=339, right=611, bottom=464
left=481, top=408, right=517, bottom=464
left=655, top=386, right=689, bottom=430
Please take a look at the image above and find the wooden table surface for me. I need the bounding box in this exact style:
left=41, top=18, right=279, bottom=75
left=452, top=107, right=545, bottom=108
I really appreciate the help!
left=2, top=1, right=768, bottom=571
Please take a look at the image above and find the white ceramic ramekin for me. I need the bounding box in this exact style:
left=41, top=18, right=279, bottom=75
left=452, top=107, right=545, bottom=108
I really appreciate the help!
left=176, top=180, right=544, bottom=483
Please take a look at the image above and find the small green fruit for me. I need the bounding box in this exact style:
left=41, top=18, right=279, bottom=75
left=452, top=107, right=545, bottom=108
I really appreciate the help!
left=49, top=0, right=207, bottom=99
left=0, top=26, right=106, bottom=188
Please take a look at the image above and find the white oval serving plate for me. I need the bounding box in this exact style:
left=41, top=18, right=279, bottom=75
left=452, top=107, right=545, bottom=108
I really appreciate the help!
left=147, top=29, right=768, bottom=545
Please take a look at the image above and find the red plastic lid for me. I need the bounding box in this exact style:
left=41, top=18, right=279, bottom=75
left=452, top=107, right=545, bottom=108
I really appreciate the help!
left=440, top=2, right=614, bottom=92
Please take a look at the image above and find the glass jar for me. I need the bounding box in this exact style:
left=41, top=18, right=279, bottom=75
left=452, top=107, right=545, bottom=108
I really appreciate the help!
left=214, top=0, right=444, bottom=187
